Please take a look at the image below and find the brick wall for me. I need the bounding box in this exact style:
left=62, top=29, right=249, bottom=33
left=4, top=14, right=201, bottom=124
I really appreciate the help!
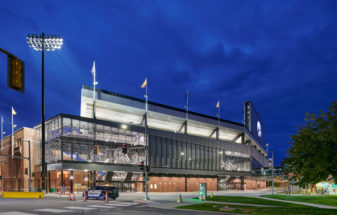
left=147, top=176, right=217, bottom=192
left=0, top=127, right=35, bottom=191
left=187, top=177, right=217, bottom=191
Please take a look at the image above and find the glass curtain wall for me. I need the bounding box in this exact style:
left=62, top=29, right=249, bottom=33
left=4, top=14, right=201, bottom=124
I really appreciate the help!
left=149, top=135, right=251, bottom=172
left=34, top=115, right=146, bottom=166
left=34, top=114, right=256, bottom=172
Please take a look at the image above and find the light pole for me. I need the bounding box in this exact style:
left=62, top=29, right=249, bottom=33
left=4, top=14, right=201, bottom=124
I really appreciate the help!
left=27, top=33, right=63, bottom=192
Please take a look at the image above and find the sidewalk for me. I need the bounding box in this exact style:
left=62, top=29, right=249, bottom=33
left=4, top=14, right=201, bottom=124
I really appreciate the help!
left=44, top=189, right=272, bottom=201
left=256, top=196, right=337, bottom=209
left=135, top=194, right=279, bottom=209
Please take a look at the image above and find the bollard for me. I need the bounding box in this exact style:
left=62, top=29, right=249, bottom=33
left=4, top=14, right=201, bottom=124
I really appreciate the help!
left=105, top=190, right=109, bottom=203
left=83, top=192, right=87, bottom=202
left=177, top=194, right=182, bottom=203
left=68, top=193, right=71, bottom=201
left=73, top=192, right=76, bottom=201
left=210, top=192, right=213, bottom=200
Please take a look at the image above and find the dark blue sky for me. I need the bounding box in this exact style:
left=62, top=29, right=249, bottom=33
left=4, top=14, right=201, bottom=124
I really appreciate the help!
left=1, top=0, right=336, bottom=165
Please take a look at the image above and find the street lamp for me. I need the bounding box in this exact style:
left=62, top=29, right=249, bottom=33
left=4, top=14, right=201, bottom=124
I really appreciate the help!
left=27, top=33, right=63, bottom=192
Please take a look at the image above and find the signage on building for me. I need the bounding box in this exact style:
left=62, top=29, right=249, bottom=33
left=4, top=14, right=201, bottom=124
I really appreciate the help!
left=244, top=101, right=265, bottom=147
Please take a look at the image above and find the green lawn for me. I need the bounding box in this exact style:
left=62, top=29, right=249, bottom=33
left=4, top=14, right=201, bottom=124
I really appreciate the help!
left=176, top=203, right=337, bottom=215
left=262, top=195, right=337, bottom=207
left=179, top=196, right=337, bottom=214
left=193, top=196, right=298, bottom=207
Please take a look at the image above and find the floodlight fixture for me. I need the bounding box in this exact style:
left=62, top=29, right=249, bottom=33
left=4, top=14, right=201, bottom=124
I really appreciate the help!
left=27, top=33, right=63, bottom=51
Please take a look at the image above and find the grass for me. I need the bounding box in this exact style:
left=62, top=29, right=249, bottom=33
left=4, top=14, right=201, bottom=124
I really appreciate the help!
left=262, top=195, right=337, bottom=207
left=176, top=203, right=337, bottom=215
left=193, top=195, right=297, bottom=207
left=178, top=195, right=337, bottom=214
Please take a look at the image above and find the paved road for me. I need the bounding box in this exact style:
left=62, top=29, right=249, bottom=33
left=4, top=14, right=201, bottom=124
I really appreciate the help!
left=0, top=198, right=216, bottom=215
left=0, top=190, right=276, bottom=214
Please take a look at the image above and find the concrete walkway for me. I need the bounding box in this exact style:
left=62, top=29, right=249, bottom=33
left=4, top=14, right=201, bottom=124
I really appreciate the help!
left=136, top=196, right=279, bottom=209
left=200, top=200, right=278, bottom=207
left=44, top=190, right=337, bottom=210
left=256, top=196, right=337, bottom=209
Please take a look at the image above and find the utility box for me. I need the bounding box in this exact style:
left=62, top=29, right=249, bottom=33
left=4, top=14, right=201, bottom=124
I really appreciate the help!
left=199, top=183, right=207, bottom=201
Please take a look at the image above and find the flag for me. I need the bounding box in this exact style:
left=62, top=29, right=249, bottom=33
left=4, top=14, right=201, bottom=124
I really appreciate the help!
left=91, top=61, right=96, bottom=75
left=216, top=100, right=220, bottom=108
left=141, top=78, right=147, bottom=88
left=12, top=107, right=17, bottom=115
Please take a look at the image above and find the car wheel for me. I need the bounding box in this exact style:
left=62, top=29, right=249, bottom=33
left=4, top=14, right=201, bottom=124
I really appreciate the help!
left=99, top=194, right=105, bottom=200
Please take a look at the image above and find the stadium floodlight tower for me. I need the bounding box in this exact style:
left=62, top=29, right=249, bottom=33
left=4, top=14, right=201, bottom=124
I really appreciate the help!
left=27, top=33, right=63, bottom=193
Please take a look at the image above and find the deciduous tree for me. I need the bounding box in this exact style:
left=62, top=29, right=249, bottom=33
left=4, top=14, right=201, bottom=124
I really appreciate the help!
left=284, top=101, right=337, bottom=186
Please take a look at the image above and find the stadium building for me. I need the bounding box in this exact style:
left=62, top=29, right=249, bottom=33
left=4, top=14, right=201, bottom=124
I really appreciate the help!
left=1, top=86, right=268, bottom=192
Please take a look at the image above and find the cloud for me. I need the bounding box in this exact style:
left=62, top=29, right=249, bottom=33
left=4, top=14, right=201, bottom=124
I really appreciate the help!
left=0, top=0, right=336, bottom=165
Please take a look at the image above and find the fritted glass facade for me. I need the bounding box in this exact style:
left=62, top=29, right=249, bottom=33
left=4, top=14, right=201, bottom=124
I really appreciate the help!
left=34, top=114, right=264, bottom=174
left=251, top=147, right=268, bottom=169
left=34, top=114, right=145, bottom=166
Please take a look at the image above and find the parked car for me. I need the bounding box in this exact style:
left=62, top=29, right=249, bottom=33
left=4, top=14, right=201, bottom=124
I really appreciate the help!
left=86, top=186, right=119, bottom=200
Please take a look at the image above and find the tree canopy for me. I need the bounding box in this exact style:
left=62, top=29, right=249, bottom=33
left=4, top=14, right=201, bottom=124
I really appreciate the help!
left=284, top=100, right=337, bottom=186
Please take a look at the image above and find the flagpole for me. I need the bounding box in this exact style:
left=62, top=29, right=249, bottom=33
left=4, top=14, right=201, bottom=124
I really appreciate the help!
left=186, top=90, right=189, bottom=121
left=11, top=107, right=14, bottom=156
left=92, top=61, right=97, bottom=119
left=145, top=78, right=148, bottom=112
left=144, top=77, right=149, bottom=200
left=217, top=101, right=220, bottom=127
left=216, top=101, right=220, bottom=140
left=1, top=116, right=2, bottom=150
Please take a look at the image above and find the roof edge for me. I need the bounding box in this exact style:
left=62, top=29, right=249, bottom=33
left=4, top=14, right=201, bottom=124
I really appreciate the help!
left=82, top=85, right=243, bottom=127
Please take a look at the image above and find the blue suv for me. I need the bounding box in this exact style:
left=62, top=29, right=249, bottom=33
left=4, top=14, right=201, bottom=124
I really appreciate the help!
left=86, top=186, right=119, bottom=200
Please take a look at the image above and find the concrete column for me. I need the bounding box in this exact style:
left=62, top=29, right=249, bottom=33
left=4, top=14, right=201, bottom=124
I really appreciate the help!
left=93, top=171, right=96, bottom=187
left=89, top=171, right=93, bottom=189
left=87, top=172, right=90, bottom=188
left=240, top=176, right=244, bottom=190
left=70, top=170, right=73, bottom=193
left=61, top=170, right=64, bottom=187
left=48, top=171, right=51, bottom=193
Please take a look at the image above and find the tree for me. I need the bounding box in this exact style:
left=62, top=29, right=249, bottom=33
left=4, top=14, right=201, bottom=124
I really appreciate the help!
left=284, top=100, right=337, bottom=187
